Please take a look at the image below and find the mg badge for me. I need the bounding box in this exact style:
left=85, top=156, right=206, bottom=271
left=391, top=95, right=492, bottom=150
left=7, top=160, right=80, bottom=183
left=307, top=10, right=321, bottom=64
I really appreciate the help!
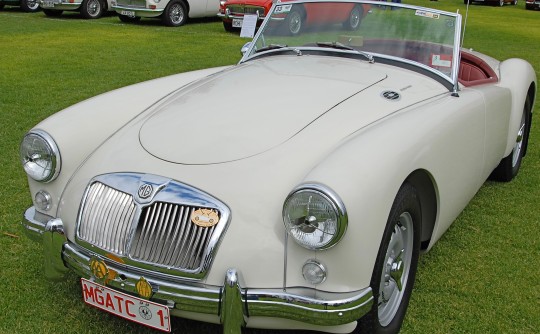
left=191, top=208, right=220, bottom=227
left=136, top=277, right=153, bottom=299
left=138, top=183, right=153, bottom=199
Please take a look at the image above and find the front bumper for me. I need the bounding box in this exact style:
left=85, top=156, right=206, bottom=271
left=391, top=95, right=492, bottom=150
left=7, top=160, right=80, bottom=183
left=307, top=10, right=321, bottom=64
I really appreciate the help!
left=113, top=5, right=163, bottom=18
left=39, top=0, right=81, bottom=10
left=23, top=206, right=373, bottom=332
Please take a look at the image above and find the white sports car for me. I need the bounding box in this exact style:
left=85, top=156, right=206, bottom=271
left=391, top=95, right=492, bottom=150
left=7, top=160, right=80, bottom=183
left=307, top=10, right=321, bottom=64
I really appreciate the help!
left=20, top=1, right=535, bottom=333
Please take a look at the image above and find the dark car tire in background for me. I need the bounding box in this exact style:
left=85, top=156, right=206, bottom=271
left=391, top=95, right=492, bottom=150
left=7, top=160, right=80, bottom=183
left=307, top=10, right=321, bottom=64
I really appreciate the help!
left=343, top=5, right=363, bottom=30
left=162, top=0, right=187, bottom=27
left=20, top=0, right=41, bottom=12
left=285, top=6, right=303, bottom=36
left=223, top=21, right=234, bottom=32
left=355, top=182, right=421, bottom=334
left=80, top=0, right=105, bottom=19
left=43, top=8, right=63, bottom=16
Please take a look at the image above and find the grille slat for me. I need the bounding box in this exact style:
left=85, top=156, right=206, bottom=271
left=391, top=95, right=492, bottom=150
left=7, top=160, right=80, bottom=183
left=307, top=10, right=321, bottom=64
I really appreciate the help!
left=78, top=181, right=223, bottom=273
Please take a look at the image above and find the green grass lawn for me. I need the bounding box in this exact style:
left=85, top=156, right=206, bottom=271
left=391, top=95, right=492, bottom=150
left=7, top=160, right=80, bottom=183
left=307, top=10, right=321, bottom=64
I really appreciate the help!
left=1, top=1, right=539, bottom=333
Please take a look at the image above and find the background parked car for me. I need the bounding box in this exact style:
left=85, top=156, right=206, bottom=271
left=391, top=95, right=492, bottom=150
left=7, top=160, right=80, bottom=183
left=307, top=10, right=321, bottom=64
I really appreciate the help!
left=39, top=0, right=115, bottom=19
left=113, top=0, right=220, bottom=27
left=218, top=0, right=273, bottom=31
left=464, top=0, right=517, bottom=6
left=525, top=0, right=539, bottom=9
left=0, top=0, right=40, bottom=12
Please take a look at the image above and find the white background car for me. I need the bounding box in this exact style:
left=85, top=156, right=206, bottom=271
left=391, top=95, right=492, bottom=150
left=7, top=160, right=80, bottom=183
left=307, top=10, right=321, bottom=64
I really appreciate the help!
left=19, top=0, right=535, bottom=333
left=113, top=0, right=220, bottom=27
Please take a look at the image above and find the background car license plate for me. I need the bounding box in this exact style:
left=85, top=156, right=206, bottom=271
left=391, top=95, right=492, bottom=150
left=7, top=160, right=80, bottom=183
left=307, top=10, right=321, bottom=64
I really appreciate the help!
left=81, top=278, right=171, bottom=332
left=120, top=10, right=136, bottom=18
left=232, top=18, right=243, bottom=28
left=42, top=1, right=55, bottom=7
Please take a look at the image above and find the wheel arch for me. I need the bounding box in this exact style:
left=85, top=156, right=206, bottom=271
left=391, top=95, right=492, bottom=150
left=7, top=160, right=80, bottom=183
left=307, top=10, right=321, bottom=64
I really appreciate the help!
left=498, top=58, right=537, bottom=157
left=404, top=169, right=437, bottom=251
left=523, top=82, right=535, bottom=157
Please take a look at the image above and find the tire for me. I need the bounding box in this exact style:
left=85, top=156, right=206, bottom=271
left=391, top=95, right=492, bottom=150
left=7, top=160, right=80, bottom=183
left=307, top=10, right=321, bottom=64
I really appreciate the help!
left=356, top=183, right=421, bottom=334
left=285, top=6, right=303, bottom=36
left=498, top=0, right=504, bottom=6
left=489, top=97, right=531, bottom=182
left=223, top=21, right=234, bottom=32
left=80, top=0, right=104, bottom=19
left=526, top=4, right=533, bottom=9
left=343, top=5, right=363, bottom=30
left=20, top=0, right=41, bottom=12
left=118, top=14, right=141, bottom=23
left=43, top=9, right=63, bottom=16
left=0, top=4, right=5, bottom=10
left=512, top=0, right=517, bottom=4
left=162, top=0, right=187, bottom=27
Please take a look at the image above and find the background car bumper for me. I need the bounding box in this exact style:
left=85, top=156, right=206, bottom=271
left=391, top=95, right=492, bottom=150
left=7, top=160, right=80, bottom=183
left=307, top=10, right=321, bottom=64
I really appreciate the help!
left=22, top=206, right=373, bottom=331
left=39, top=0, right=81, bottom=10
left=113, top=5, right=163, bottom=18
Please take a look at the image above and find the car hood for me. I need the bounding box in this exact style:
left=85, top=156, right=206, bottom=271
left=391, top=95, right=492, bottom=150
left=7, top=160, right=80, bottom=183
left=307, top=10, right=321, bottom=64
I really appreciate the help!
left=140, top=55, right=390, bottom=164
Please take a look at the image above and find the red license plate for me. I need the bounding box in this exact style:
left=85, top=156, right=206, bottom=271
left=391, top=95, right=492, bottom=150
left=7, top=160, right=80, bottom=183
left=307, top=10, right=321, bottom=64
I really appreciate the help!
left=81, top=278, right=171, bottom=332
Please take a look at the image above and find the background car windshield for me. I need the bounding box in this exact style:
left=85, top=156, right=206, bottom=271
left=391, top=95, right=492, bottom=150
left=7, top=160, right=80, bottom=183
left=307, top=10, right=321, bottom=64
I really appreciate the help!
left=247, top=0, right=460, bottom=82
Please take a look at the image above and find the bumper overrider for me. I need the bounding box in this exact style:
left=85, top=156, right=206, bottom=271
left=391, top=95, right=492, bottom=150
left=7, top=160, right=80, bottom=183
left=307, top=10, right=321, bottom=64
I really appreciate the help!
left=23, top=206, right=373, bottom=333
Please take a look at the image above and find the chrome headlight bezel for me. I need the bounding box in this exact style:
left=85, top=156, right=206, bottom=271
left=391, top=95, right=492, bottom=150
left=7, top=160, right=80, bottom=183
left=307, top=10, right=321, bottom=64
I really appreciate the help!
left=283, top=183, right=348, bottom=250
left=20, top=129, right=61, bottom=183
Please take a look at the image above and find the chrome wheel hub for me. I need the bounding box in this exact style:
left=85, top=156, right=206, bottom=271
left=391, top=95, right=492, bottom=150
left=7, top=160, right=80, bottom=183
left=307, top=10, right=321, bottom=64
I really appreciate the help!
left=378, top=212, right=413, bottom=326
left=512, top=112, right=526, bottom=167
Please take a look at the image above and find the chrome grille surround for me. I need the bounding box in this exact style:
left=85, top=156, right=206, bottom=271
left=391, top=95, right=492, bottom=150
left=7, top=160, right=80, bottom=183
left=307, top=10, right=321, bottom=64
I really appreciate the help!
left=115, top=0, right=146, bottom=8
left=227, top=5, right=266, bottom=17
left=76, top=173, right=231, bottom=279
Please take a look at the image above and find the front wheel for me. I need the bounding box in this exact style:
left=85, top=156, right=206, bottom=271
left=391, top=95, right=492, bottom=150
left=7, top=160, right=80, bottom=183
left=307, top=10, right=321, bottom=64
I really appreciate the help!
left=343, top=5, right=363, bottom=30
left=162, top=0, right=187, bottom=27
left=20, top=0, right=41, bottom=12
left=80, top=0, right=104, bottom=19
left=355, top=183, right=421, bottom=333
left=489, top=97, right=531, bottom=182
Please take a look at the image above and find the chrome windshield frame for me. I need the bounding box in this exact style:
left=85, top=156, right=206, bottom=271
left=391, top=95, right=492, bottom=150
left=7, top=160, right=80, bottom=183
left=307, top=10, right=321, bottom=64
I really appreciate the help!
left=239, top=0, right=463, bottom=93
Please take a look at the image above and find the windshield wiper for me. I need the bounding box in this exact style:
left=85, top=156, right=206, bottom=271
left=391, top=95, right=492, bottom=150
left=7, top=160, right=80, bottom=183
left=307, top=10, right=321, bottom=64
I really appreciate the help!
left=254, top=44, right=288, bottom=53
left=316, top=41, right=374, bottom=63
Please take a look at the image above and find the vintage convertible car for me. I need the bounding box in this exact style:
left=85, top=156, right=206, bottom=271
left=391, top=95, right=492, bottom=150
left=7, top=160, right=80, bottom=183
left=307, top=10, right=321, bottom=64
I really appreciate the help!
left=0, top=0, right=40, bottom=12
left=20, top=0, right=535, bottom=333
left=38, top=0, right=115, bottom=19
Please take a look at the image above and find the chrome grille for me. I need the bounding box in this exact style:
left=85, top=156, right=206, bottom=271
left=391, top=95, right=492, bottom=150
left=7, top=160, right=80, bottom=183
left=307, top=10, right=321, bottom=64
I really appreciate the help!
left=228, top=5, right=265, bottom=17
left=130, top=202, right=217, bottom=270
left=78, top=182, right=136, bottom=255
left=116, top=0, right=146, bottom=8
left=76, top=175, right=229, bottom=278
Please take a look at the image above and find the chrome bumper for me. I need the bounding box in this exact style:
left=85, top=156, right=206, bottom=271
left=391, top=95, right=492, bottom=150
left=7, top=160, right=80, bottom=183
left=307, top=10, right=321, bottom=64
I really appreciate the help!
left=217, top=13, right=265, bottom=21
left=39, top=0, right=81, bottom=10
left=113, top=5, right=163, bottom=18
left=22, top=206, right=373, bottom=332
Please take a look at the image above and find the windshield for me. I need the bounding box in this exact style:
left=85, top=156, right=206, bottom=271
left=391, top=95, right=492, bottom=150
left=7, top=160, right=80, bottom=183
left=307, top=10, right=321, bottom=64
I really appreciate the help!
left=241, top=0, right=462, bottom=88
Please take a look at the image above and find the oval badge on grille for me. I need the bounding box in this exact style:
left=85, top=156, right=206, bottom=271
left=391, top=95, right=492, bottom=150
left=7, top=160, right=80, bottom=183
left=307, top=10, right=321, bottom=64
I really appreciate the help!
left=381, top=90, right=401, bottom=101
left=191, top=208, right=220, bottom=227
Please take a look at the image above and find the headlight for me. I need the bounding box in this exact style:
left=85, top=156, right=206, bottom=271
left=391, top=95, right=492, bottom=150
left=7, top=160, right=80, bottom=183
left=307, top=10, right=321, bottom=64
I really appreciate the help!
left=283, top=184, right=347, bottom=250
left=20, top=130, right=61, bottom=183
